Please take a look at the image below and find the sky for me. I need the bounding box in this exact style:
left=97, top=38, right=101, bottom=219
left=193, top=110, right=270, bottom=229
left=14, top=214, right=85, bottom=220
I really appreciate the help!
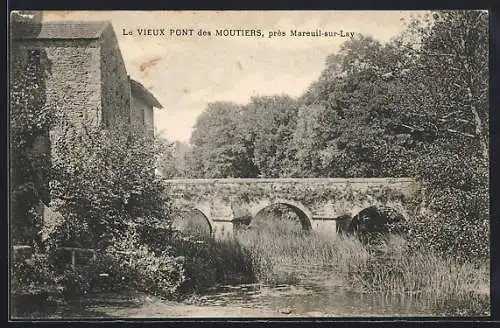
left=42, top=10, right=426, bottom=143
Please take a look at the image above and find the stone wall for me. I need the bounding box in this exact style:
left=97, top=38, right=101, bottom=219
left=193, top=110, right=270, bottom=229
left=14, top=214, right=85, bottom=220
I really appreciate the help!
left=99, top=25, right=131, bottom=127
left=131, top=92, right=155, bottom=134
left=130, top=94, right=146, bottom=127
left=144, top=105, right=154, bottom=131
left=12, top=39, right=102, bottom=129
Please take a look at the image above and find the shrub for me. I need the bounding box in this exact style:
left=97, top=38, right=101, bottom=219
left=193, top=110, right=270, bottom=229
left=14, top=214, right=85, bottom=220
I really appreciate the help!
left=11, top=252, right=61, bottom=297
left=168, top=232, right=255, bottom=293
left=410, top=144, right=489, bottom=263
left=103, top=223, right=186, bottom=299
left=407, top=180, right=489, bottom=263
left=48, top=120, right=172, bottom=250
left=11, top=252, right=59, bottom=317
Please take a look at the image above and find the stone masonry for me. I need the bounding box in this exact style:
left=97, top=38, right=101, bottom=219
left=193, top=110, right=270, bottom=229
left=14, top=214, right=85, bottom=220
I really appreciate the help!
left=165, top=178, right=421, bottom=239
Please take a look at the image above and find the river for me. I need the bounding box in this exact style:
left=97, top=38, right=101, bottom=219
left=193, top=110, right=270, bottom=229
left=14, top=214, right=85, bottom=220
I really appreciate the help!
left=185, top=264, right=434, bottom=317
left=25, top=264, right=441, bottom=319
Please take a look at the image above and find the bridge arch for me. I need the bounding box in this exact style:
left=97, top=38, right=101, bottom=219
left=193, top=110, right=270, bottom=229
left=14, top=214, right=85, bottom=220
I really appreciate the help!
left=250, top=199, right=313, bottom=231
left=348, top=204, right=407, bottom=237
left=172, top=207, right=213, bottom=236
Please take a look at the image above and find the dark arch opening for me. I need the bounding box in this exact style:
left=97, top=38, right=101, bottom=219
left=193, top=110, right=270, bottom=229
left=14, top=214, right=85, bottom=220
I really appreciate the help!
left=172, top=208, right=212, bottom=237
left=238, top=203, right=312, bottom=233
left=348, top=205, right=407, bottom=243
left=335, top=214, right=353, bottom=235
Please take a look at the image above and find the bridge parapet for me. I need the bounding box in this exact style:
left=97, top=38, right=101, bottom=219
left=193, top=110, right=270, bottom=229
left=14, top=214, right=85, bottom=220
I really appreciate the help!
left=165, top=178, right=421, bottom=239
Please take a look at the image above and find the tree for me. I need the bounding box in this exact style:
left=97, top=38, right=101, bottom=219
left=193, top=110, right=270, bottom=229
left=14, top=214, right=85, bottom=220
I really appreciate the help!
left=291, top=35, right=416, bottom=178
left=394, top=11, right=488, bottom=162
left=288, top=104, right=326, bottom=177
left=157, top=137, right=179, bottom=178
left=187, top=101, right=255, bottom=178
left=392, top=11, right=489, bottom=260
left=240, top=95, right=299, bottom=177
left=48, top=121, right=172, bottom=250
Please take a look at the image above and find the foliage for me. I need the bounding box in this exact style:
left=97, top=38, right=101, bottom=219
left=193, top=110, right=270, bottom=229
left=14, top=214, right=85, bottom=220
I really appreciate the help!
left=187, top=101, right=256, bottom=178
left=158, top=140, right=192, bottom=178
left=104, top=251, right=185, bottom=299
left=48, top=121, right=172, bottom=250
left=168, top=232, right=255, bottom=293
left=10, top=38, right=55, bottom=245
left=395, top=11, right=489, bottom=261
left=291, top=35, right=418, bottom=178
left=181, top=10, right=489, bottom=262
left=156, top=137, right=179, bottom=179
left=13, top=224, right=186, bottom=309
left=11, top=252, right=61, bottom=297
left=11, top=251, right=62, bottom=317
left=239, top=95, right=300, bottom=177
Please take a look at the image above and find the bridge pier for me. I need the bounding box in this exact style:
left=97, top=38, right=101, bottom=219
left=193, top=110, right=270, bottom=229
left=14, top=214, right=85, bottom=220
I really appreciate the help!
left=212, top=220, right=233, bottom=239
left=312, top=219, right=337, bottom=237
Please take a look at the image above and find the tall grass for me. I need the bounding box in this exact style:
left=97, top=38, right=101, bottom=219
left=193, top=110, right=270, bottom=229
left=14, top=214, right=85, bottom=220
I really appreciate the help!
left=235, top=215, right=370, bottom=285
left=176, top=212, right=489, bottom=316
left=235, top=215, right=489, bottom=316
left=348, top=240, right=490, bottom=316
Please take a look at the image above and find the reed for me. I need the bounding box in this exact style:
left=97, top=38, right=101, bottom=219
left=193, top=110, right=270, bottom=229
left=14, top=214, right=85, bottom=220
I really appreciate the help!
left=233, top=216, right=489, bottom=316
left=178, top=213, right=489, bottom=316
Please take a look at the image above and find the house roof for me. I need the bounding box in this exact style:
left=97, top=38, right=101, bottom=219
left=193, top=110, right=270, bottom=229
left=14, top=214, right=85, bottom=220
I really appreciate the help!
left=11, top=21, right=111, bottom=40
left=129, top=78, right=163, bottom=109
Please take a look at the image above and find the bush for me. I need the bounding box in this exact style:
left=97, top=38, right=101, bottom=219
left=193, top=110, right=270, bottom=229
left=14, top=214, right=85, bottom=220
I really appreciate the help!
left=408, top=177, right=489, bottom=262
left=408, top=212, right=489, bottom=263
left=410, top=144, right=489, bottom=263
left=102, top=223, right=186, bottom=299
left=10, top=250, right=74, bottom=317
left=168, top=232, right=255, bottom=293
left=48, top=120, right=172, bottom=250
left=11, top=252, right=61, bottom=297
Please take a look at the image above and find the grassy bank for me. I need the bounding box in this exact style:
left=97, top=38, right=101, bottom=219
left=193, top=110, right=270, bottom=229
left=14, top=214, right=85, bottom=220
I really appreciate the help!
left=13, top=214, right=489, bottom=318
left=224, top=216, right=490, bottom=316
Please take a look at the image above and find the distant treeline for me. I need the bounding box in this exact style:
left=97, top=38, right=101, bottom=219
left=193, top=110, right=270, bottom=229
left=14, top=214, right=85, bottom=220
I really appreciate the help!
left=161, top=11, right=487, bottom=181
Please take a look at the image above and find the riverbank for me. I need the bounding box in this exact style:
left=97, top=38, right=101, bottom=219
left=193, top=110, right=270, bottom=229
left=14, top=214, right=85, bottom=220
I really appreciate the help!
left=11, top=291, right=433, bottom=319
left=14, top=270, right=489, bottom=320
left=12, top=218, right=490, bottom=319
left=100, top=294, right=293, bottom=318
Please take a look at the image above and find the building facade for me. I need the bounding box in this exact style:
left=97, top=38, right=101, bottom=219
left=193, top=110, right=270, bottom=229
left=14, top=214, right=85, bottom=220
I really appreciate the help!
left=11, top=20, right=163, bottom=242
left=11, top=20, right=163, bottom=130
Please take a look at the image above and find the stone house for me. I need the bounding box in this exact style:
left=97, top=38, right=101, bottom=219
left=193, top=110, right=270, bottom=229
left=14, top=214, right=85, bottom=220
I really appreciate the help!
left=129, top=77, right=163, bottom=132
left=11, top=20, right=163, bottom=131
left=10, top=21, right=163, bottom=241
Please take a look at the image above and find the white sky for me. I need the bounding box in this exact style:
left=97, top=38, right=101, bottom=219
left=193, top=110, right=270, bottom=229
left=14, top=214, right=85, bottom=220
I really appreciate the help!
left=43, top=10, right=426, bottom=143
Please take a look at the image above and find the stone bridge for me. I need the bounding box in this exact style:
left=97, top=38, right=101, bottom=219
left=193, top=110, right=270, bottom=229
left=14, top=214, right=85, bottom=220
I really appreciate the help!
left=165, top=178, right=421, bottom=239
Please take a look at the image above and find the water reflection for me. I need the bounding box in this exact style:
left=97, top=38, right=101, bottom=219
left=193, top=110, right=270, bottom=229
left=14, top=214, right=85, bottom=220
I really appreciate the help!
left=192, top=264, right=433, bottom=316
